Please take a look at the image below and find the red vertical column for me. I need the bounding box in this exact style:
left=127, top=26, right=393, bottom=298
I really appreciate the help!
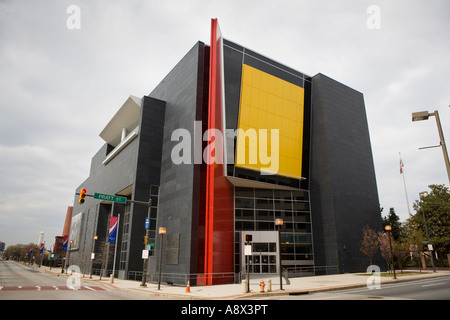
left=204, top=18, right=234, bottom=285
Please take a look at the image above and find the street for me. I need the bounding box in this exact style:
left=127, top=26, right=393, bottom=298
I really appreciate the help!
left=268, top=275, right=450, bottom=300
left=0, top=260, right=159, bottom=300
left=2, top=260, right=449, bottom=301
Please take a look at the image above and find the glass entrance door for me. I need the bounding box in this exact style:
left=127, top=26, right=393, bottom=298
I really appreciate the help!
left=250, top=242, right=277, bottom=274
left=251, top=252, right=277, bottom=273
left=240, top=231, right=279, bottom=275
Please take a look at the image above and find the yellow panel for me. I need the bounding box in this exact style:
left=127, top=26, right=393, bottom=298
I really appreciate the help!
left=236, top=64, right=304, bottom=179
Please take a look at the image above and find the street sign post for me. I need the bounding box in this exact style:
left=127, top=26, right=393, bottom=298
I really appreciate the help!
left=93, top=193, right=127, bottom=204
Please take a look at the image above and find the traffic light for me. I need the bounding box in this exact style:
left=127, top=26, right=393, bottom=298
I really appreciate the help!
left=79, top=189, right=86, bottom=204
left=245, top=234, right=252, bottom=242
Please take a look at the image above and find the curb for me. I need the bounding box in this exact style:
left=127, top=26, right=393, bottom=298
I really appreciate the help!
left=30, top=264, right=450, bottom=300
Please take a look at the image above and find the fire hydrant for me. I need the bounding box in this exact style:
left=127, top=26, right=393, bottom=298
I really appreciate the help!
left=259, top=280, right=265, bottom=293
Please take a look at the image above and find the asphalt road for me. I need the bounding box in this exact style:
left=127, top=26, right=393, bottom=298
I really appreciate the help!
left=271, top=275, right=450, bottom=300
left=0, top=260, right=157, bottom=300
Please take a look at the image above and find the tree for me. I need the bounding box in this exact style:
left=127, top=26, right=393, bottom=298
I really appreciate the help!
left=378, top=231, right=393, bottom=271
left=412, top=184, right=450, bottom=266
left=382, top=208, right=401, bottom=240
left=360, top=225, right=379, bottom=265
left=3, top=243, right=38, bottom=262
left=401, top=219, right=427, bottom=268
left=393, top=241, right=410, bottom=272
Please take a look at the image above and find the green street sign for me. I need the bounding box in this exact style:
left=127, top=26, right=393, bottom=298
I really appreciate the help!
left=94, top=193, right=127, bottom=204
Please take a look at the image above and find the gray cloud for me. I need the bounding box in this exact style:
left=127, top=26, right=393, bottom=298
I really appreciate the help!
left=1, top=0, right=449, bottom=246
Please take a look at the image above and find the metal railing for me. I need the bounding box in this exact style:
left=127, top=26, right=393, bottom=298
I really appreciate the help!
left=93, top=266, right=339, bottom=284
left=284, top=265, right=339, bottom=277
left=145, top=272, right=236, bottom=286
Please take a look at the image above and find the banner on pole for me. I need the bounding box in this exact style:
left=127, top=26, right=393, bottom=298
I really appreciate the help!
left=108, top=217, right=118, bottom=243
left=63, top=235, right=69, bottom=251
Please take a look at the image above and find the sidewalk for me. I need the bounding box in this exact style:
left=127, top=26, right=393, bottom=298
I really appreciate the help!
left=38, top=265, right=450, bottom=299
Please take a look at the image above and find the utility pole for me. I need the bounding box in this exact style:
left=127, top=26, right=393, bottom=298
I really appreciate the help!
left=140, top=199, right=152, bottom=287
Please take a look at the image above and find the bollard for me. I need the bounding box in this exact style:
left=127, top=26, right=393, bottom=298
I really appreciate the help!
left=266, top=279, right=272, bottom=292
left=242, top=280, right=248, bottom=293
left=259, top=280, right=265, bottom=293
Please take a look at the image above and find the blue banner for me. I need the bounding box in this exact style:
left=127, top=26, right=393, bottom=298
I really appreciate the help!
left=63, top=235, right=68, bottom=251
left=108, top=217, right=118, bottom=243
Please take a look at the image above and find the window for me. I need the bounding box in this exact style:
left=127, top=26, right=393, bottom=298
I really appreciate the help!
left=234, top=187, right=314, bottom=273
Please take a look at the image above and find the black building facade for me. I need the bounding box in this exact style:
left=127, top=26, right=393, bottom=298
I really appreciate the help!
left=68, top=20, right=381, bottom=284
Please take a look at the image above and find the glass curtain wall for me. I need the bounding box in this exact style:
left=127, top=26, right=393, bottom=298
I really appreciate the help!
left=234, top=187, right=313, bottom=274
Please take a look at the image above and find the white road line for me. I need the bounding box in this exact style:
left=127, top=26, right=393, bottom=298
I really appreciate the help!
left=333, top=276, right=450, bottom=294
left=421, top=282, right=446, bottom=287
left=83, top=286, right=96, bottom=291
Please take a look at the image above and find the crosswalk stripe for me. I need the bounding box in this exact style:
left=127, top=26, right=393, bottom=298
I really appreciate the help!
left=83, top=286, right=96, bottom=291
left=0, top=285, right=107, bottom=291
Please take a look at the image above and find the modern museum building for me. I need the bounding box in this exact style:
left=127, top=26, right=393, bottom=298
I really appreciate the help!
left=67, top=20, right=381, bottom=285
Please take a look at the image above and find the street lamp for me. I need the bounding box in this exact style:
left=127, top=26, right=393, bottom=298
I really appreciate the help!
left=66, top=240, right=73, bottom=274
left=89, top=235, right=98, bottom=279
left=141, top=199, right=152, bottom=288
left=418, top=192, right=436, bottom=273
left=412, top=110, right=450, bottom=184
left=384, top=225, right=397, bottom=279
left=157, top=226, right=166, bottom=290
left=275, top=218, right=284, bottom=290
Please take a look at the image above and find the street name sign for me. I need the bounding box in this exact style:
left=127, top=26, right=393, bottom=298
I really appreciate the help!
left=94, top=193, right=127, bottom=204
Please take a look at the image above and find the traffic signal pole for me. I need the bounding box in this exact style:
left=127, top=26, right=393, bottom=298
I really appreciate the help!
left=75, top=190, right=153, bottom=284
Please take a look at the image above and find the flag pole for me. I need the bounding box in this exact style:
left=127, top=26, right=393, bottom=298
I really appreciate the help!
left=111, top=215, right=120, bottom=284
left=399, top=152, right=412, bottom=218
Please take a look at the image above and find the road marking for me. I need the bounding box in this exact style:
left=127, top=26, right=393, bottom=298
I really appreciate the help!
left=83, top=286, right=96, bottom=291
left=0, top=286, right=107, bottom=291
left=421, top=282, right=446, bottom=287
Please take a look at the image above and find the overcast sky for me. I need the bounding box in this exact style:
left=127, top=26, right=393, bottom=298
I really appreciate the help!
left=1, top=0, right=449, bottom=247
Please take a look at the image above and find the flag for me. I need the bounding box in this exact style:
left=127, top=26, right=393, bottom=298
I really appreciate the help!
left=29, top=246, right=34, bottom=255
left=400, top=159, right=404, bottom=174
left=62, top=235, right=69, bottom=251
left=39, top=243, right=45, bottom=254
left=108, top=217, right=118, bottom=243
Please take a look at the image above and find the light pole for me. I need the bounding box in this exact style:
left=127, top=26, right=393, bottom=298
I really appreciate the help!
left=141, top=199, right=152, bottom=287
left=275, top=218, right=284, bottom=290
left=384, top=225, right=397, bottom=279
left=244, top=234, right=252, bottom=293
left=89, top=235, right=98, bottom=279
left=419, top=192, right=436, bottom=273
left=157, top=226, right=166, bottom=290
left=412, top=110, right=450, bottom=184
left=66, top=240, right=73, bottom=274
